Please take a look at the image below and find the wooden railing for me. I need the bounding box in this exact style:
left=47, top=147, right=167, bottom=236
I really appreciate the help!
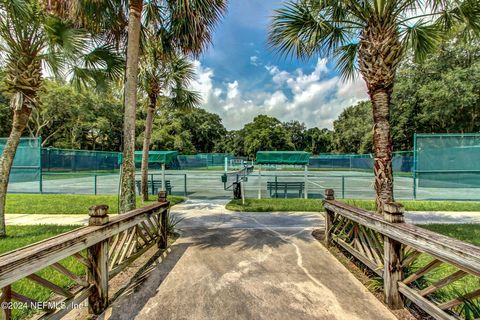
left=0, top=193, right=170, bottom=319
left=323, top=189, right=480, bottom=320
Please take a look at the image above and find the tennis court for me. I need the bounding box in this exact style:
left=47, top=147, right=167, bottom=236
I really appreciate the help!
left=7, top=167, right=476, bottom=200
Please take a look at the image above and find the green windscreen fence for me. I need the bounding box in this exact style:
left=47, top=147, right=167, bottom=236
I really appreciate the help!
left=0, top=137, right=41, bottom=182
left=309, top=152, right=413, bottom=172
left=415, top=133, right=480, bottom=188
left=174, top=153, right=233, bottom=169
left=256, top=151, right=310, bottom=165
left=132, top=151, right=178, bottom=167
left=42, top=148, right=121, bottom=172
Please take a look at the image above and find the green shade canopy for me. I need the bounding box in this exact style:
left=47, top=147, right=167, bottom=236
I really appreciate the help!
left=256, top=151, right=310, bottom=165
left=132, top=151, right=178, bottom=164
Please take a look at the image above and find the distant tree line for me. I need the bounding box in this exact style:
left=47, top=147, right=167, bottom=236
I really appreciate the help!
left=0, top=32, right=478, bottom=157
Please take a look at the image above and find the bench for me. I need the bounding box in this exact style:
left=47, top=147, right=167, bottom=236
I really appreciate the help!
left=267, top=181, right=304, bottom=198
left=136, top=180, right=172, bottom=195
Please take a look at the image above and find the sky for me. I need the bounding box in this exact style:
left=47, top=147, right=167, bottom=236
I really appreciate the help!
left=190, top=0, right=369, bottom=131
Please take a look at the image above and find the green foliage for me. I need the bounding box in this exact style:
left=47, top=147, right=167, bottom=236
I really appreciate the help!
left=147, top=107, right=227, bottom=154
left=33, top=80, right=123, bottom=150
left=333, top=101, right=373, bottom=153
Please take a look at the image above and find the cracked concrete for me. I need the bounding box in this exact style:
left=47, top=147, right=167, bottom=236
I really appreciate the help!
left=106, top=199, right=397, bottom=320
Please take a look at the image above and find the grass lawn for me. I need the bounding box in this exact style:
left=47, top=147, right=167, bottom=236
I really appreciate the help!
left=6, top=194, right=185, bottom=215
left=0, top=225, right=82, bottom=320
left=226, top=198, right=480, bottom=212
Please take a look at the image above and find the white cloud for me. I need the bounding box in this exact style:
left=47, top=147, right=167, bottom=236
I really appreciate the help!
left=190, top=58, right=368, bottom=130
left=250, top=55, right=261, bottom=66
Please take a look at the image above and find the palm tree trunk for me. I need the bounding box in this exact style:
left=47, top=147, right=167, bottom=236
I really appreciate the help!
left=371, top=89, right=394, bottom=213
left=0, top=107, right=32, bottom=237
left=140, top=95, right=156, bottom=201
left=119, top=0, right=143, bottom=213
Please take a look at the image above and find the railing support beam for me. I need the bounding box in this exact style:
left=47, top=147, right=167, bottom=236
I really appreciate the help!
left=158, top=191, right=169, bottom=249
left=383, top=202, right=404, bottom=309
left=87, top=205, right=109, bottom=315
left=323, top=189, right=335, bottom=247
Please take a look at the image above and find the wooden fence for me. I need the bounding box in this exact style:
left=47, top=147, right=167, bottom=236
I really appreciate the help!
left=323, top=189, right=480, bottom=320
left=0, top=193, right=170, bottom=320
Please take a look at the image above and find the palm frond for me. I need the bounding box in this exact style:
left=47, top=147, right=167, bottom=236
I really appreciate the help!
left=401, top=20, right=442, bottom=62
left=334, top=42, right=359, bottom=81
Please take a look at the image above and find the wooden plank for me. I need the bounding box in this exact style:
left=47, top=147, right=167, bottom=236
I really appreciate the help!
left=50, top=263, right=89, bottom=288
left=324, top=201, right=480, bottom=277
left=398, top=282, right=456, bottom=320
left=438, top=288, right=480, bottom=310
left=109, top=230, right=129, bottom=269
left=11, top=291, right=53, bottom=310
left=40, top=286, right=94, bottom=320
left=27, top=274, right=73, bottom=299
left=140, top=222, right=155, bottom=240
left=135, top=225, right=150, bottom=247
left=403, top=259, right=443, bottom=285
left=402, top=250, right=422, bottom=268
left=107, top=233, right=121, bottom=257
left=145, top=218, right=159, bottom=237
left=366, top=228, right=384, bottom=265
left=0, top=201, right=169, bottom=288
left=357, top=226, right=377, bottom=265
left=419, top=270, right=467, bottom=297
left=118, top=227, right=137, bottom=265
left=1, top=285, right=11, bottom=320
left=72, top=253, right=91, bottom=269
left=109, top=240, right=158, bottom=280
left=333, top=236, right=383, bottom=277
left=361, top=226, right=383, bottom=265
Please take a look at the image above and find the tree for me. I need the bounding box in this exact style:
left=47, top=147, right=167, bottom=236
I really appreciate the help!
left=333, top=101, right=373, bottom=154
left=139, top=38, right=201, bottom=200
left=119, top=0, right=227, bottom=212
left=119, top=0, right=144, bottom=212
left=31, top=81, right=124, bottom=150
left=147, top=107, right=226, bottom=154
left=0, top=0, right=119, bottom=236
left=269, top=0, right=480, bottom=212
left=304, top=127, right=333, bottom=154
left=243, top=115, right=295, bottom=158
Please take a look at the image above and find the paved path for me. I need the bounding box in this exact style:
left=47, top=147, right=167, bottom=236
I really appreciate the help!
left=106, top=199, right=396, bottom=320
left=6, top=209, right=480, bottom=226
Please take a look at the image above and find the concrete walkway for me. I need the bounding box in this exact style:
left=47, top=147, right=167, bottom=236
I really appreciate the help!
left=105, top=199, right=396, bottom=320
left=6, top=209, right=480, bottom=226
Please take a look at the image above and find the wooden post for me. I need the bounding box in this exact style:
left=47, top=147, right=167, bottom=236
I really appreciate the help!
left=158, top=192, right=168, bottom=249
left=87, top=205, right=109, bottom=315
left=383, top=202, right=405, bottom=309
left=323, top=189, right=335, bottom=247
left=1, top=285, right=12, bottom=320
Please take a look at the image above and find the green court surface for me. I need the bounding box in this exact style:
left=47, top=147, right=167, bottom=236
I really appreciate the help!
left=6, top=168, right=478, bottom=200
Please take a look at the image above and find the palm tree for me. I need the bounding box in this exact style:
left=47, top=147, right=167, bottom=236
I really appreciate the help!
left=0, top=0, right=120, bottom=237
left=44, top=0, right=227, bottom=212
left=139, top=38, right=201, bottom=200
left=119, top=0, right=144, bottom=212
left=120, top=0, right=227, bottom=212
left=269, top=0, right=480, bottom=213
